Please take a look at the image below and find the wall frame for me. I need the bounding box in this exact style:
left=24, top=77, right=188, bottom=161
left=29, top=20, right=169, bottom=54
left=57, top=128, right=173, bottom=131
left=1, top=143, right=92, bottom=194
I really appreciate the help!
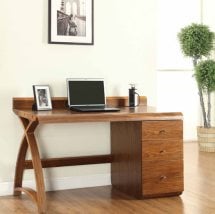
left=48, top=0, right=94, bottom=45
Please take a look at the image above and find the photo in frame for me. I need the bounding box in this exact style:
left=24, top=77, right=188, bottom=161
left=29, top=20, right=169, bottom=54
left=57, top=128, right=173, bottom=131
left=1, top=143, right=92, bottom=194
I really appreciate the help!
left=33, top=85, right=52, bottom=110
left=48, top=0, right=94, bottom=45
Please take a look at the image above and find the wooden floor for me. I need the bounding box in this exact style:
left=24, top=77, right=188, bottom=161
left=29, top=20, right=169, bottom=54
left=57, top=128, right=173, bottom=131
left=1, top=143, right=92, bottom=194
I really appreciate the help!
left=1, top=142, right=215, bottom=214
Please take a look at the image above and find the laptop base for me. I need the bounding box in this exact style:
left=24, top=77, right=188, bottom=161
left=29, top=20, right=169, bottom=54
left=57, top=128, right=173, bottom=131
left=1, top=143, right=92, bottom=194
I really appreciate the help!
left=70, top=106, right=120, bottom=112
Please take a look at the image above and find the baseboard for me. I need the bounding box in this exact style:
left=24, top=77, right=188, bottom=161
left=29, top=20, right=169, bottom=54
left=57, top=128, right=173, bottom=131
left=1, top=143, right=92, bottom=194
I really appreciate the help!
left=184, top=140, right=198, bottom=143
left=0, top=173, right=111, bottom=196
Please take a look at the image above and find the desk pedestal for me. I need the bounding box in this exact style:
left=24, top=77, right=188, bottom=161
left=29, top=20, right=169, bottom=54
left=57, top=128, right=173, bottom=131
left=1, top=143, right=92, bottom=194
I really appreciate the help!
left=111, top=120, right=183, bottom=198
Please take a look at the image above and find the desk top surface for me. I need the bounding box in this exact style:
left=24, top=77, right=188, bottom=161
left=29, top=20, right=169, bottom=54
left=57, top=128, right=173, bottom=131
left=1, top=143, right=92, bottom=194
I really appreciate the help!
left=13, top=97, right=183, bottom=123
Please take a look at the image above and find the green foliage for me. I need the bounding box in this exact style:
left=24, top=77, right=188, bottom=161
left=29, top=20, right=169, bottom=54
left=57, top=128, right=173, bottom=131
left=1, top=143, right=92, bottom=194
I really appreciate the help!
left=195, top=59, right=215, bottom=92
left=178, top=23, right=215, bottom=59
left=178, top=23, right=215, bottom=128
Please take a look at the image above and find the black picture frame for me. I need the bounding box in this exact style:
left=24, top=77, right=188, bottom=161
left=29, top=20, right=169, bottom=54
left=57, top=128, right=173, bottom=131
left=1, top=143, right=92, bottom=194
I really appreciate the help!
left=48, top=0, right=94, bottom=45
left=33, top=85, right=52, bottom=111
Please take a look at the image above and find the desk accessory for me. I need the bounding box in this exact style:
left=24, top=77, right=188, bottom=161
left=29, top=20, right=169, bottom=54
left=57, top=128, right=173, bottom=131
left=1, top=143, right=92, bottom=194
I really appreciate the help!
left=32, top=85, right=52, bottom=111
left=129, top=84, right=139, bottom=107
left=67, top=78, right=120, bottom=112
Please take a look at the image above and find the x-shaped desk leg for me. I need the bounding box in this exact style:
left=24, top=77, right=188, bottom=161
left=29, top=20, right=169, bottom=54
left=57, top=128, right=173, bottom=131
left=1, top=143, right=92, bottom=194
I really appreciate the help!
left=14, top=117, right=47, bottom=213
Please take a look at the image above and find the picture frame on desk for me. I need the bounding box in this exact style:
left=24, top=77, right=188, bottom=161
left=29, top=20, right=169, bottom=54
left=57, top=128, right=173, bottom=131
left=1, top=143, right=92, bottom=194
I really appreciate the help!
left=48, top=0, right=94, bottom=45
left=33, top=85, right=52, bottom=111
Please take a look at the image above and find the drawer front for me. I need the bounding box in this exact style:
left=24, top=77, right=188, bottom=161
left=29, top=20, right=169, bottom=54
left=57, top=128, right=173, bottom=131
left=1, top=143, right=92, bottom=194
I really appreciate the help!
left=142, top=120, right=183, bottom=140
left=142, top=140, right=183, bottom=161
left=142, top=160, right=183, bottom=195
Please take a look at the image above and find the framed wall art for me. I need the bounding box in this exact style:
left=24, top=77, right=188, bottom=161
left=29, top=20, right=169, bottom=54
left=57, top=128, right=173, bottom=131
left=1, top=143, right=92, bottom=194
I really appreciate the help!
left=48, top=0, right=94, bottom=45
left=33, top=85, right=52, bottom=110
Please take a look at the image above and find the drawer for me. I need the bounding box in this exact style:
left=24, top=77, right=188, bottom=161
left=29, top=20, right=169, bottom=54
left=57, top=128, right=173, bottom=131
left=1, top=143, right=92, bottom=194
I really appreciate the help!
left=142, top=140, right=183, bottom=161
left=142, top=160, right=183, bottom=195
left=142, top=120, right=183, bottom=140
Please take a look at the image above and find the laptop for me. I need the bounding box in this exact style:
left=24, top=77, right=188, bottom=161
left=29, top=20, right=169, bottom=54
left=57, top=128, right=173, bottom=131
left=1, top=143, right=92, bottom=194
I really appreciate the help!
left=67, top=78, right=120, bottom=112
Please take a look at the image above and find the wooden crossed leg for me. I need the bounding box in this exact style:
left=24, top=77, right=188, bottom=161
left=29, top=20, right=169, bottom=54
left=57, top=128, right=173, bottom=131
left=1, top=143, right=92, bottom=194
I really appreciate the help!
left=13, top=117, right=47, bottom=213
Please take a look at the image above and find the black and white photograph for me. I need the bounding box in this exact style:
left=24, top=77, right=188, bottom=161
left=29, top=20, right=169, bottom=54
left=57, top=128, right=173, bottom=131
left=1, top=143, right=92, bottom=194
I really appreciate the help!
left=48, top=0, right=93, bottom=45
left=33, top=85, right=52, bottom=110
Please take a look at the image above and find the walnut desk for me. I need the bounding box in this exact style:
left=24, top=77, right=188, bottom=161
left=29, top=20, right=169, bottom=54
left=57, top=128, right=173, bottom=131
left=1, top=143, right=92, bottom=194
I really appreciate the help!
left=12, top=97, right=183, bottom=214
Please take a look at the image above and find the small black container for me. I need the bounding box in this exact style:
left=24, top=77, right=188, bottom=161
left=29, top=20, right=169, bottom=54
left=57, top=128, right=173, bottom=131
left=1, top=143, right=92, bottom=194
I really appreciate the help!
left=129, top=84, right=139, bottom=107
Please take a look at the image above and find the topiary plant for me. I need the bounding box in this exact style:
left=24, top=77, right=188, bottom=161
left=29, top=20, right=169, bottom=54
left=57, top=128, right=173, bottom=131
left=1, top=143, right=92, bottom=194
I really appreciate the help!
left=195, top=59, right=215, bottom=127
left=178, top=23, right=215, bottom=128
left=178, top=23, right=214, bottom=62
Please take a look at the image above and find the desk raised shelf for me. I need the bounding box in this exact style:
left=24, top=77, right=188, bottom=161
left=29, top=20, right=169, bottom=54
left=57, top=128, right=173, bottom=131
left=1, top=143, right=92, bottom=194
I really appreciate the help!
left=13, top=97, right=183, bottom=213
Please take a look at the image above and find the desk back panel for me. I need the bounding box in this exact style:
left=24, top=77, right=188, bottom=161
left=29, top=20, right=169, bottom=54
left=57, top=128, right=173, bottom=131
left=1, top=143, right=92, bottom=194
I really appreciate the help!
left=13, top=96, right=147, bottom=110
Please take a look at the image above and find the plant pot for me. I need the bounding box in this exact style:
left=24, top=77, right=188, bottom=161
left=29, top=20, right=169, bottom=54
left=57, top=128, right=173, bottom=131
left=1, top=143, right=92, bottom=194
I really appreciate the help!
left=197, top=126, right=215, bottom=152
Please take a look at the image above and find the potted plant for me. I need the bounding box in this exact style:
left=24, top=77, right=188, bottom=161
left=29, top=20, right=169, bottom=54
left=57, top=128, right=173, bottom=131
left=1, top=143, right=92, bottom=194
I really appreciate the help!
left=178, top=23, right=215, bottom=152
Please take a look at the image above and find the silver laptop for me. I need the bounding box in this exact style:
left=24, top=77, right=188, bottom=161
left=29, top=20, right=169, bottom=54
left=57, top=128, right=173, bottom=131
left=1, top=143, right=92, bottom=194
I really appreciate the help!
left=67, top=78, right=120, bottom=112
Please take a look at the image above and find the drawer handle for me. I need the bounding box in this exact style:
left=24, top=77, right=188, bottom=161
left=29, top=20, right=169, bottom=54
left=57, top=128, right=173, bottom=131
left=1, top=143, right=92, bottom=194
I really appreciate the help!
left=159, top=150, right=166, bottom=154
left=160, top=175, right=167, bottom=180
left=159, top=130, right=166, bottom=134
left=153, top=130, right=166, bottom=135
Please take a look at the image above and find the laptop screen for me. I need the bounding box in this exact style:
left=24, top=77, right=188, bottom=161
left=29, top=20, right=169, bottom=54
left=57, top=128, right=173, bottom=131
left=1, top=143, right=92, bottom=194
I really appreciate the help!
left=67, top=78, right=105, bottom=106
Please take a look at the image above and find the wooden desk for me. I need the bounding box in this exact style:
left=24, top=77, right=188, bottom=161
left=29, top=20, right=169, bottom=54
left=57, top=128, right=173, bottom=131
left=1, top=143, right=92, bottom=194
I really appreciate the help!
left=13, top=97, right=183, bottom=213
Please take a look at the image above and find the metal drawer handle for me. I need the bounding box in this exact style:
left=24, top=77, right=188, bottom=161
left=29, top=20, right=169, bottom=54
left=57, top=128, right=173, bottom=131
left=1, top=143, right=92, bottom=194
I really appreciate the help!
left=160, top=175, right=167, bottom=180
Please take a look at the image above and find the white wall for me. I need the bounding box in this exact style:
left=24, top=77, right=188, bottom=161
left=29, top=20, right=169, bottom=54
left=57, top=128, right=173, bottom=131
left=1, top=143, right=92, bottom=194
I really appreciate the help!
left=157, top=71, right=200, bottom=140
left=202, top=0, right=215, bottom=32
left=156, top=0, right=215, bottom=141
left=0, top=0, right=157, bottom=190
left=202, top=0, right=215, bottom=62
